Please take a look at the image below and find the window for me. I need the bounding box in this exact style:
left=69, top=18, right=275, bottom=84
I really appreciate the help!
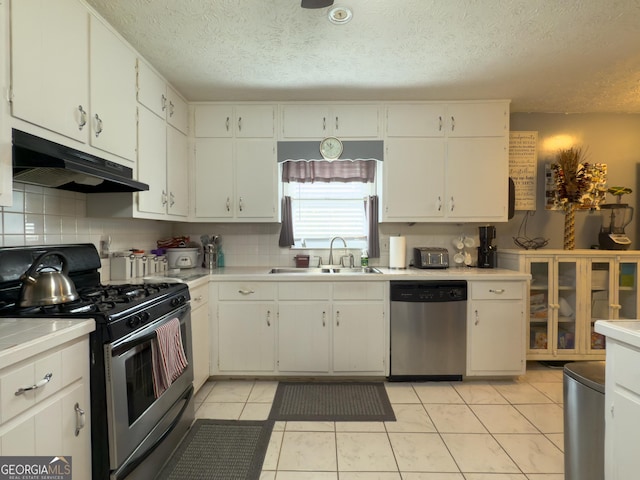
left=283, top=181, right=375, bottom=248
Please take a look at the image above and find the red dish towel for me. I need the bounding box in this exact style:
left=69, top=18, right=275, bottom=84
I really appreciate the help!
left=151, top=318, right=188, bottom=398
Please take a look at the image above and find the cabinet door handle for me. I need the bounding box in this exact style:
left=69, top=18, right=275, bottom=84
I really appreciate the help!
left=238, top=117, right=242, bottom=132
left=94, top=114, right=103, bottom=137
left=161, top=190, right=168, bottom=206
left=322, top=116, right=326, bottom=131
left=335, top=116, right=339, bottom=130
left=225, top=116, right=230, bottom=131
left=161, top=94, right=167, bottom=111
left=322, top=311, right=326, bottom=327
left=266, top=310, right=271, bottom=326
left=15, top=373, right=53, bottom=396
left=437, top=196, right=442, bottom=212
left=438, top=115, right=442, bottom=131
left=74, top=403, right=85, bottom=436
left=169, top=191, right=175, bottom=207
left=450, top=196, right=455, bottom=212
left=78, top=105, right=87, bottom=130
left=169, top=101, right=175, bottom=117
left=336, top=310, right=340, bottom=326
left=475, top=309, right=479, bottom=325
left=226, top=197, right=231, bottom=212
left=451, top=116, right=455, bottom=131
left=489, top=289, right=505, bottom=294
left=239, top=197, right=244, bottom=212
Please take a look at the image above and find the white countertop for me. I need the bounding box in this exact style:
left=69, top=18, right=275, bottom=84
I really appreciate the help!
left=595, top=320, right=640, bottom=349
left=140, top=266, right=530, bottom=284
left=0, top=318, right=95, bottom=370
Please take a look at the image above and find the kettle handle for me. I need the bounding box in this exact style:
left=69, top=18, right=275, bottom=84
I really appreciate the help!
left=21, top=251, right=70, bottom=281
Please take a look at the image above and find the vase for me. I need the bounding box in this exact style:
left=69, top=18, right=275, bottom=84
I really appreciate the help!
left=564, top=203, right=576, bottom=250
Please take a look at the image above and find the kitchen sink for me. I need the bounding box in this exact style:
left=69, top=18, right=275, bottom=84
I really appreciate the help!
left=269, top=267, right=382, bottom=274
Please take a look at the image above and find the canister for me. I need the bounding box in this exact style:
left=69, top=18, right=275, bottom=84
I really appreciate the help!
left=111, top=252, right=135, bottom=280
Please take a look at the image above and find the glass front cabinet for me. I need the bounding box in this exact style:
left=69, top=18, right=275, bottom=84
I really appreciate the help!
left=499, top=250, right=640, bottom=361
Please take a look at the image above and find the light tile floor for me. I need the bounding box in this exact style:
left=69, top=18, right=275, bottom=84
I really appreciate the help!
left=193, top=363, right=565, bottom=480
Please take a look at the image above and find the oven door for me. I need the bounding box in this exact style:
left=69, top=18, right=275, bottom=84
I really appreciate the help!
left=105, top=304, right=193, bottom=470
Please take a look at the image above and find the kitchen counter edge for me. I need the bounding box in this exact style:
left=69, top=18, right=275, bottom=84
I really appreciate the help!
left=146, top=267, right=531, bottom=285
left=595, top=320, right=640, bottom=349
left=0, top=318, right=95, bottom=370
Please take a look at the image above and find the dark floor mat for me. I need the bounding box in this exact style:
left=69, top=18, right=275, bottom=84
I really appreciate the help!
left=269, top=382, right=396, bottom=422
left=156, top=419, right=273, bottom=480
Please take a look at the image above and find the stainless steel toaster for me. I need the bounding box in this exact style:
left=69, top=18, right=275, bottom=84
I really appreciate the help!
left=413, top=247, right=449, bottom=269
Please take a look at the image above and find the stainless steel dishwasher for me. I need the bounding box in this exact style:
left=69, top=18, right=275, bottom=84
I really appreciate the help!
left=389, top=280, right=467, bottom=381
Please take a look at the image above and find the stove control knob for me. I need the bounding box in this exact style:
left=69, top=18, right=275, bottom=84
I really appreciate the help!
left=139, top=311, right=150, bottom=323
left=171, top=295, right=186, bottom=307
left=127, top=315, right=142, bottom=328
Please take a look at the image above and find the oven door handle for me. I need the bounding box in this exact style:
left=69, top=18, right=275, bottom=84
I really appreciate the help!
left=110, top=305, right=190, bottom=357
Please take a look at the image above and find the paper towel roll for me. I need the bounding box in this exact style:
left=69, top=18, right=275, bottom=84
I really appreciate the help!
left=389, top=236, right=406, bottom=269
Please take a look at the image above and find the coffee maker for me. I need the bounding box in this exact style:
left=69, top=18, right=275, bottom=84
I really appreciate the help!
left=477, top=225, right=497, bottom=268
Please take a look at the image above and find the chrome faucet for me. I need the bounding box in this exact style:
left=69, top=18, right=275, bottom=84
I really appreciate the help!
left=328, top=236, right=347, bottom=266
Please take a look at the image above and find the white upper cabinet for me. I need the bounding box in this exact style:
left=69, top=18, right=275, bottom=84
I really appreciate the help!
left=10, top=0, right=89, bottom=143
left=446, top=102, right=508, bottom=137
left=137, top=106, right=167, bottom=216
left=193, top=104, right=278, bottom=221
left=137, top=60, right=188, bottom=134
left=195, top=104, right=274, bottom=138
left=89, top=15, right=137, bottom=163
left=281, top=104, right=380, bottom=139
left=166, top=86, right=188, bottom=134
left=166, top=124, right=189, bottom=217
left=386, top=104, right=446, bottom=137
left=382, top=100, right=510, bottom=222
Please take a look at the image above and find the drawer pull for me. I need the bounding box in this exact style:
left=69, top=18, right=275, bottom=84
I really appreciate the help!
left=74, top=403, right=85, bottom=436
left=238, top=289, right=255, bottom=295
left=489, top=289, right=505, bottom=294
left=266, top=310, right=271, bottom=327
left=193, top=295, right=203, bottom=302
left=15, top=373, right=53, bottom=396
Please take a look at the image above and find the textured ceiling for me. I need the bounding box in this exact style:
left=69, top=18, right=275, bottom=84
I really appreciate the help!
left=85, top=0, right=640, bottom=113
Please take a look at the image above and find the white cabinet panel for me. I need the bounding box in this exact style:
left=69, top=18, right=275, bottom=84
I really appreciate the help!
left=383, top=138, right=445, bottom=220
left=166, top=86, right=188, bottom=134
left=89, top=15, right=136, bottom=162
left=333, top=302, right=385, bottom=373
left=281, top=104, right=380, bottom=138
left=235, top=140, right=277, bottom=219
left=446, top=137, right=508, bottom=220
left=137, top=106, right=167, bottom=215
left=11, top=0, right=89, bottom=142
left=166, top=125, right=189, bottom=217
left=136, top=59, right=167, bottom=119
left=386, top=104, right=445, bottom=137
left=194, top=138, right=234, bottom=218
left=446, top=102, right=508, bottom=137
left=278, top=302, right=330, bottom=372
left=218, top=303, right=276, bottom=372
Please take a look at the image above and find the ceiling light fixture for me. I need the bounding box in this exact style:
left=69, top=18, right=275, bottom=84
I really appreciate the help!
left=328, top=6, right=353, bottom=25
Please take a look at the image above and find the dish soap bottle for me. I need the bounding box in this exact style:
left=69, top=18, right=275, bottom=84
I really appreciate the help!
left=217, top=246, right=225, bottom=268
left=361, top=249, right=369, bottom=267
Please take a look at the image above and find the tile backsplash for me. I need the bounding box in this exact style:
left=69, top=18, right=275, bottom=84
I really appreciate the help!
left=1, top=183, right=488, bottom=280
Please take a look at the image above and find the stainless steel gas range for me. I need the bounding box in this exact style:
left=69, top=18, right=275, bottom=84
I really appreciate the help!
left=0, top=244, right=194, bottom=480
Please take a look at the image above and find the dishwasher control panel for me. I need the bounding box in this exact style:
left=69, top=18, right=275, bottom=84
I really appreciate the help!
left=390, top=281, right=467, bottom=302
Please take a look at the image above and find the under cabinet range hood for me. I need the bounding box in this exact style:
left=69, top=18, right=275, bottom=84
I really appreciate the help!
left=12, top=129, right=149, bottom=193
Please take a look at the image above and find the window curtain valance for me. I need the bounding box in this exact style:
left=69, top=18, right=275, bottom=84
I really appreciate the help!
left=281, top=159, right=376, bottom=183
left=277, top=140, right=383, bottom=163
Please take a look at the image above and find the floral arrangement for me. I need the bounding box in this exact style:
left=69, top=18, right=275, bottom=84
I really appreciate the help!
left=548, top=147, right=607, bottom=211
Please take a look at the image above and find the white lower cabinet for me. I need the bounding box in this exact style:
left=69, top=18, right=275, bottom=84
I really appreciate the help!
left=467, top=280, right=526, bottom=376
left=212, top=281, right=388, bottom=376
left=190, top=283, right=210, bottom=392
left=333, top=302, right=385, bottom=373
left=218, top=302, right=276, bottom=372
left=278, top=302, right=331, bottom=373
left=216, top=282, right=277, bottom=373
left=0, top=337, right=91, bottom=478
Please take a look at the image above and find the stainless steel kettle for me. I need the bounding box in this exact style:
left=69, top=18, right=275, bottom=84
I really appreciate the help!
left=19, top=251, right=79, bottom=307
